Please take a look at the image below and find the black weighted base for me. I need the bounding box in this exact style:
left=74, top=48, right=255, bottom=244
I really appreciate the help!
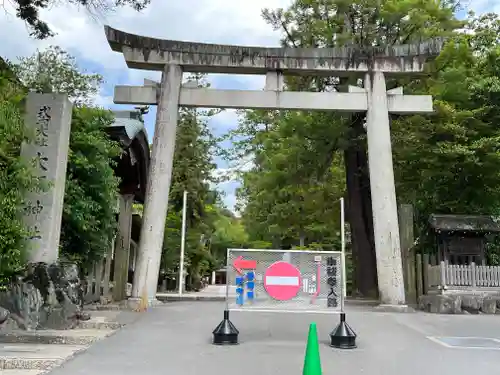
left=330, top=312, right=357, bottom=349
left=212, top=309, right=239, bottom=345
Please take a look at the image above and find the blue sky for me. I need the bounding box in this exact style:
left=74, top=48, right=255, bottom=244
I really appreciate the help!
left=0, top=0, right=496, bottom=212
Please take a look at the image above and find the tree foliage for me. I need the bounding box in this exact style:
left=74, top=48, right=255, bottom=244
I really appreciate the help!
left=392, top=12, right=500, bottom=254
left=60, top=107, right=121, bottom=268
left=209, top=210, right=248, bottom=264
left=13, top=46, right=103, bottom=106
left=0, top=67, right=43, bottom=283
left=234, top=111, right=346, bottom=248
left=11, top=0, right=150, bottom=39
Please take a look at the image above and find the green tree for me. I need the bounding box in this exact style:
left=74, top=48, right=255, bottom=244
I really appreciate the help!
left=10, top=0, right=150, bottom=39
left=13, top=46, right=103, bottom=106
left=206, top=205, right=249, bottom=268
left=0, top=68, right=43, bottom=284
left=392, top=12, right=500, bottom=258
left=235, top=111, right=345, bottom=249
left=60, top=107, right=121, bottom=267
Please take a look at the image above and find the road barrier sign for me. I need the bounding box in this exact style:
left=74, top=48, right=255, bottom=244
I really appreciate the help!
left=235, top=275, right=245, bottom=305
left=226, top=248, right=344, bottom=314
left=233, top=256, right=257, bottom=274
left=264, top=261, right=301, bottom=301
left=246, top=271, right=255, bottom=300
left=231, top=255, right=257, bottom=306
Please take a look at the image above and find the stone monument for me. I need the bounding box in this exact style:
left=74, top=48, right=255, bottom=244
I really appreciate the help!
left=104, top=25, right=443, bottom=308
left=0, top=93, right=89, bottom=330
left=22, top=93, right=72, bottom=264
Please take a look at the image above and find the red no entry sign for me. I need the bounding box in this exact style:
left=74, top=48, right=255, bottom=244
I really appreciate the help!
left=264, top=261, right=301, bottom=301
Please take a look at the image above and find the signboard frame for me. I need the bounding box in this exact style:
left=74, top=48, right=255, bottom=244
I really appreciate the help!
left=225, top=248, right=345, bottom=314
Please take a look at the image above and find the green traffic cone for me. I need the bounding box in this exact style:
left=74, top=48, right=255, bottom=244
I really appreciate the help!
left=303, top=322, right=322, bottom=375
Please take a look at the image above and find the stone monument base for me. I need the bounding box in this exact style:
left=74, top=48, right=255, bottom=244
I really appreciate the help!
left=0, top=261, right=90, bottom=330
left=418, top=293, right=500, bottom=314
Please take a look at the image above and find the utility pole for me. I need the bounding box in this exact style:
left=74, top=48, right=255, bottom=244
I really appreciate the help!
left=340, top=197, right=346, bottom=298
left=178, top=190, right=188, bottom=296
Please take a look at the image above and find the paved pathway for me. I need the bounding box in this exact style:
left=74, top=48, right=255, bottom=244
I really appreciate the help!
left=0, top=309, right=137, bottom=374
left=46, top=302, right=500, bottom=375
left=156, top=285, right=235, bottom=301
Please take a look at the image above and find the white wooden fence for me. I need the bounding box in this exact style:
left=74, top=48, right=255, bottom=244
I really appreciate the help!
left=428, top=261, right=500, bottom=289
left=84, top=256, right=112, bottom=303
left=84, top=257, right=133, bottom=303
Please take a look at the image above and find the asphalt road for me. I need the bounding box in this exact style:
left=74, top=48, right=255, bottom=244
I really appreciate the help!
left=47, top=302, right=500, bottom=375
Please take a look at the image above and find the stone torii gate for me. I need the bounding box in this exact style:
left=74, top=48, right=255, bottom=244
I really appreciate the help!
left=104, top=25, right=443, bottom=308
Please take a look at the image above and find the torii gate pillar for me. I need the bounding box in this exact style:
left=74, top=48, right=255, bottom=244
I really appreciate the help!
left=132, top=64, right=183, bottom=302
left=365, top=72, right=405, bottom=305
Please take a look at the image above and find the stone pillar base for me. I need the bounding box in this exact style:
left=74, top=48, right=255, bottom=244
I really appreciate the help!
left=0, top=261, right=89, bottom=330
left=373, top=304, right=415, bottom=313
left=125, top=297, right=163, bottom=311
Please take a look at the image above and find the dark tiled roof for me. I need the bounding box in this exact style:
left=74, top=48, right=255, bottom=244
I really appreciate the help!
left=429, top=214, right=500, bottom=233
left=107, top=110, right=150, bottom=203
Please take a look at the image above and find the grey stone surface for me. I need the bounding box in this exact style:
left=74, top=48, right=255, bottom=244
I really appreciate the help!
left=373, top=304, right=415, bottom=313
left=482, top=298, right=497, bottom=314
left=0, top=262, right=89, bottom=330
left=419, top=294, right=462, bottom=314
left=84, top=303, right=124, bottom=311
left=0, top=329, right=115, bottom=345
left=76, top=309, right=141, bottom=329
left=105, top=25, right=444, bottom=75
left=131, top=63, right=183, bottom=303
left=416, top=293, right=500, bottom=314
left=0, top=306, right=10, bottom=323
left=462, top=295, right=483, bottom=313
left=21, top=93, right=73, bottom=265
left=0, top=309, right=132, bottom=371
left=114, top=85, right=433, bottom=114
left=45, top=302, right=500, bottom=375
left=76, top=321, right=122, bottom=330
left=0, top=344, right=86, bottom=370
left=113, top=194, right=134, bottom=302
left=1, top=358, right=59, bottom=371
left=123, top=297, right=164, bottom=311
